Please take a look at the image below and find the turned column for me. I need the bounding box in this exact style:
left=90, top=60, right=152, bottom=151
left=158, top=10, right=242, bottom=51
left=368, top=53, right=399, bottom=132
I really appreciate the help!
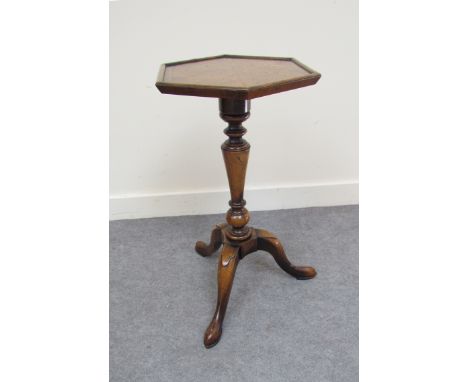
left=219, top=98, right=252, bottom=242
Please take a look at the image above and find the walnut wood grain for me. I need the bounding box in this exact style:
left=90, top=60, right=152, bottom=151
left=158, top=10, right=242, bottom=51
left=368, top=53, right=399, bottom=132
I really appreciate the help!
left=195, top=223, right=227, bottom=257
left=256, top=229, right=317, bottom=280
left=156, top=55, right=320, bottom=348
left=200, top=225, right=316, bottom=348
left=204, top=244, right=240, bottom=348
left=220, top=99, right=252, bottom=241
left=195, top=98, right=316, bottom=348
left=156, top=54, right=321, bottom=100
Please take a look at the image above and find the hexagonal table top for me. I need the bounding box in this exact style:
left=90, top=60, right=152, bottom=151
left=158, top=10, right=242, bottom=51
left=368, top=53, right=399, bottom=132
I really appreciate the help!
left=156, top=55, right=321, bottom=100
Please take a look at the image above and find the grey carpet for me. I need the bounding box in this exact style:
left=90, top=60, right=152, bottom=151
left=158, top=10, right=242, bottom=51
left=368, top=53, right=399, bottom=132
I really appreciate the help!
left=110, top=205, right=358, bottom=382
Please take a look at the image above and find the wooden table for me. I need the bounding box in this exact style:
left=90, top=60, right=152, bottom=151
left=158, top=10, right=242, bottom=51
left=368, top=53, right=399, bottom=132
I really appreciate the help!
left=156, top=55, right=321, bottom=348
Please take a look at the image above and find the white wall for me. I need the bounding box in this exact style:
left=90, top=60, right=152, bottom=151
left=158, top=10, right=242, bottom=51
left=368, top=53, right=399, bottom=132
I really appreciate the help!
left=110, top=0, right=358, bottom=220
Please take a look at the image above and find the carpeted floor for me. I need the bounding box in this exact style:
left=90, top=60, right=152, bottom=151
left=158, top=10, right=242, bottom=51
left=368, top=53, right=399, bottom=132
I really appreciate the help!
left=110, top=205, right=358, bottom=382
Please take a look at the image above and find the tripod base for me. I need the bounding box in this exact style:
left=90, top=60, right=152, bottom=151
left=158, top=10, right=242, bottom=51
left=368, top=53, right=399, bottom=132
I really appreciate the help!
left=195, top=224, right=316, bottom=348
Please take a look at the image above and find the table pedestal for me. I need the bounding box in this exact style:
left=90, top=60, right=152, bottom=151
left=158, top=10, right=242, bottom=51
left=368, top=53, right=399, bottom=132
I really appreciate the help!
left=195, top=99, right=316, bottom=348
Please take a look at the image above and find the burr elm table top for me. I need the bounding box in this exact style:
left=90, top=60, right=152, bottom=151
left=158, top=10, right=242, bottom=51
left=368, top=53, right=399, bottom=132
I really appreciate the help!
left=156, top=54, right=321, bottom=100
